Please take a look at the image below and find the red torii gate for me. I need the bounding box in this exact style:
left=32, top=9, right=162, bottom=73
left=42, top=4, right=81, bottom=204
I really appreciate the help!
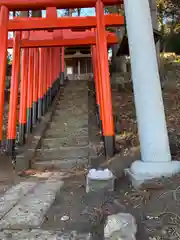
left=0, top=0, right=124, bottom=158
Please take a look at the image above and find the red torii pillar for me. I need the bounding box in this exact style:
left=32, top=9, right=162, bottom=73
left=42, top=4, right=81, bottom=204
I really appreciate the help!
left=42, top=48, right=48, bottom=115
left=95, top=29, right=104, bottom=137
left=49, top=48, right=53, bottom=105
left=46, top=7, right=59, bottom=103
left=47, top=48, right=51, bottom=107
left=26, top=48, right=34, bottom=134
left=96, top=0, right=115, bottom=157
left=32, top=48, right=39, bottom=126
left=38, top=48, right=44, bottom=120
left=0, top=6, right=8, bottom=145
left=45, top=48, right=51, bottom=109
left=7, top=32, right=21, bottom=156
left=19, top=48, right=29, bottom=145
left=60, top=47, right=65, bottom=84
left=51, top=47, right=59, bottom=98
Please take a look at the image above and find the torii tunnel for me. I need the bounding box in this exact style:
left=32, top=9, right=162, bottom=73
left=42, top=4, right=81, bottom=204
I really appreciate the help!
left=0, top=0, right=180, bottom=184
left=0, top=0, right=124, bottom=159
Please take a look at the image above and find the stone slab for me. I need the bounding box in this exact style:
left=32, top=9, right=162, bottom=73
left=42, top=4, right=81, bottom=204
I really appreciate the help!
left=39, top=146, right=89, bottom=160
left=0, top=230, right=91, bottom=240
left=45, top=128, right=88, bottom=139
left=54, top=108, right=87, bottom=115
left=49, top=121, right=88, bottom=131
left=0, top=229, right=56, bottom=240
left=0, top=182, right=37, bottom=220
left=52, top=115, right=88, bottom=123
left=42, top=136, right=89, bottom=148
left=47, top=125, right=88, bottom=135
left=0, top=179, right=64, bottom=229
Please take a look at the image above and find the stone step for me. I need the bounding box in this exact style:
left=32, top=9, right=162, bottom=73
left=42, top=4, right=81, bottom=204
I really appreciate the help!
left=38, top=146, right=89, bottom=160
left=48, top=122, right=88, bottom=131
left=53, top=110, right=88, bottom=117
left=60, top=98, right=87, bottom=101
left=57, top=96, right=88, bottom=101
left=58, top=94, right=88, bottom=99
left=45, top=127, right=88, bottom=138
left=51, top=117, right=88, bottom=125
left=57, top=94, right=88, bottom=99
left=0, top=230, right=91, bottom=240
left=52, top=114, right=88, bottom=121
left=42, top=136, right=89, bottom=148
left=34, top=157, right=88, bottom=170
left=0, top=174, right=64, bottom=230
left=50, top=118, right=88, bottom=125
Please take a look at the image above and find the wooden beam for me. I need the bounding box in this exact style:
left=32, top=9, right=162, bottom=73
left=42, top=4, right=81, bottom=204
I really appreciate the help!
left=8, top=35, right=118, bottom=48
left=8, top=15, right=124, bottom=31
left=0, top=0, right=122, bottom=11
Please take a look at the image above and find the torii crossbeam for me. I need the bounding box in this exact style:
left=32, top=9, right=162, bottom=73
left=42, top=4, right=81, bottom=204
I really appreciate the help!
left=0, top=0, right=123, bottom=10
left=8, top=15, right=124, bottom=31
left=8, top=31, right=118, bottom=48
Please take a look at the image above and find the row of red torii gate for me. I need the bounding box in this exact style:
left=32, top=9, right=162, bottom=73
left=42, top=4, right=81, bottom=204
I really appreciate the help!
left=0, top=0, right=124, bottom=158
left=0, top=0, right=180, bottom=185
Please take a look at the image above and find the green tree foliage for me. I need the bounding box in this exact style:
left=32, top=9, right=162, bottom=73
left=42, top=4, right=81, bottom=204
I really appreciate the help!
left=62, top=8, right=81, bottom=16
left=105, top=6, right=123, bottom=15
left=157, top=0, right=180, bottom=52
left=165, top=33, right=180, bottom=53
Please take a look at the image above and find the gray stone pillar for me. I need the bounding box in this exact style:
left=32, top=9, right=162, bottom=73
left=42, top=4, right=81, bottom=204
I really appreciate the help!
left=124, top=0, right=180, bottom=187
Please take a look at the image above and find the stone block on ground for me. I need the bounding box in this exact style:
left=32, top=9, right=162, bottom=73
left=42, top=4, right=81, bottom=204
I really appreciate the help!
left=0, top=230, right=92, bottom=240
left=42, top=136, right=89, bottom=148
left=0, top=179, right=64, bottom=229
left=104, top=213, right=137, bottom=240
left=86, top=169, right=114, bottom=193
left=0, top=181, right=37, bottom=220
left=39, top=146, right=89, bottom=160
left=45, top=127, right=88, bottom=138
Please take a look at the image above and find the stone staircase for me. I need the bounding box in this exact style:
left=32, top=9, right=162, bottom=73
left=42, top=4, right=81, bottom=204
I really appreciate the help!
left=0, top=81, right=104, bottom=239
left=33, top=81, right=91, bottom=171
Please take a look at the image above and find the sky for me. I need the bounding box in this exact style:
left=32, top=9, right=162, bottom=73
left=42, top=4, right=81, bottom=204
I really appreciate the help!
left=42, top=8, right=95, bottom=17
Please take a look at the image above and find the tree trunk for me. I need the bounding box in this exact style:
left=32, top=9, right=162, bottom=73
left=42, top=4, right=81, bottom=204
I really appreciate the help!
left=68, top=9, right=73, bottom=16
left=158, top=2, right=166, bottom=83
left=20, top=11, right=29, bottom=17
left=111, top=26, right=126, bottom=73
left=32, top=10, right=41, bottom=17
left=149, top=0, right=160, bottom=66
left=77, top=8, right=81, bottom=16
left=111, top=44, right=118, bottom=72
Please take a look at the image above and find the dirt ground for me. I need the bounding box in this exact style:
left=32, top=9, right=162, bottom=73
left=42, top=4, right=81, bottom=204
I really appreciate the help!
left=42, top=63, right=180, bottom=239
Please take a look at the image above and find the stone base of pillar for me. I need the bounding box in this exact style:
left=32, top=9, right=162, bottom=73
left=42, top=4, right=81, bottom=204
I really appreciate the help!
left=104, top=136, right=115, bottom=158
left=6, top=139, right=15, bottom=157
left=60, top=72, right=64, bottom=85
left=125, top=160, right=180, bottom=188
left=19, top=123, right=26, bottom=145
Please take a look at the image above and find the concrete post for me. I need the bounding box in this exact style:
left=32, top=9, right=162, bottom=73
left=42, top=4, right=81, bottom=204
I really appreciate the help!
left=124, top=0, right=180, bottom=186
